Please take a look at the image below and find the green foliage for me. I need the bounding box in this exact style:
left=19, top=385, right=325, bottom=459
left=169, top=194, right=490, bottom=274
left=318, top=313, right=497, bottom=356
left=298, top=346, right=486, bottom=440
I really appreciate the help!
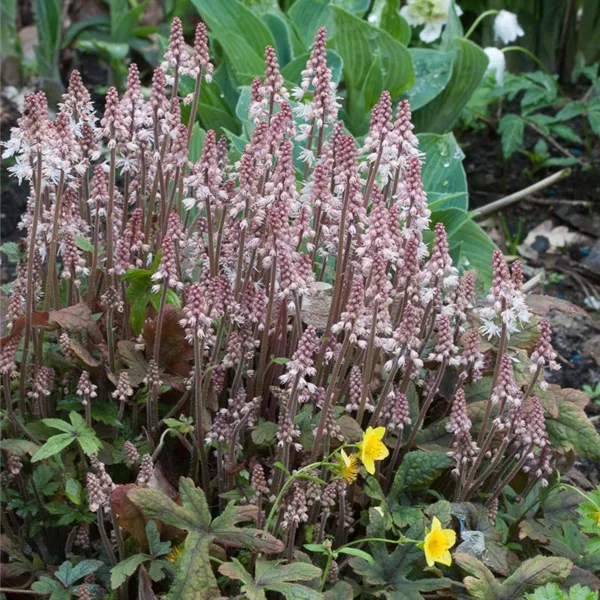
left=31, top=412, right=103, bottom=462
left=110, top=521, right=174, bottom=588
left=0, top=241, right=21, bottom=264
left=0, top=0, right=18, bottom=59
left=31, top=559, right=104, bottom=599
left=122, top=252, right=182, bottom=335
left=34, top=0, right=62, bottom=94
left=455, top=554, right=573, bottom=600
left=414, top=38, right=489, bottom=133
left=129, top=477, right=284, bottom=599
left=390, top=451, right=454, bottom=495
left=525, top=583, right=599, bottom=600
left=464, top=65, right=599, bottom=174
left=332, top=6, right=414, bottom=134
left=219, top=559, right=323, bottom=600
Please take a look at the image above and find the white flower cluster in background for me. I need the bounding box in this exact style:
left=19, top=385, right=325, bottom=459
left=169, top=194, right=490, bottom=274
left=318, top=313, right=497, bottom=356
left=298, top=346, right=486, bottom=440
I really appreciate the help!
left=400, top=0, right=463, bottom=43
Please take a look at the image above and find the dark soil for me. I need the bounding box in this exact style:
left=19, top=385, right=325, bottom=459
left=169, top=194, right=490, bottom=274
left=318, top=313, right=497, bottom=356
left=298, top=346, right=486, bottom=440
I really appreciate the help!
left=460, top=123, right=600, bottom=392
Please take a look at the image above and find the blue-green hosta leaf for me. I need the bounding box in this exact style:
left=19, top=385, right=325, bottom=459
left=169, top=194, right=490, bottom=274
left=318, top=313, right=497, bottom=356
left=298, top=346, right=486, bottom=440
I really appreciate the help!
left=418, top=132, right=467, bottom=211
left=376, top=0, right=411, bottom=45
left=406, top=50, right=454, bottom=111
left=191, top=0, right=274, bottom=82
left=332, top=6, right=413, bottom=101
left=414, top=38, right=488, bottom=134
left=431, top=208, right=496, bottom=287
left=264, top=13, right=292, bottom=67
left=281, top=50, right=343, bottom=86
left=288, top=0, right=370, bottom=47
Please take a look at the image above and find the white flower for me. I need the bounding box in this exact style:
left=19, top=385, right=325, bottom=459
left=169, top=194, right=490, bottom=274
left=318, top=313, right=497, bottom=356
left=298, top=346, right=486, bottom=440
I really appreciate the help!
left=493, top=10, right=524, bottom=45
left=400, top=0, right=463, bottom=43
left=484, top=47, right=506, bottom=85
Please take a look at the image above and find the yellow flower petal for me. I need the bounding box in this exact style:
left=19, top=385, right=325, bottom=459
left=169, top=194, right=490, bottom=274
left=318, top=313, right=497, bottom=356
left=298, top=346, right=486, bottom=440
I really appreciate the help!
left=431, top=516, right=442, bottom=532
left=371, top=426, right=386, bottom=441
left=358, top=427, right=389, bottom=474
left=341, top=449, right=351, bottom=466
left=442, top=529, right=456, bottom=548
left=437, top=550, right=453, bottom=566
left=364, top=458, right=376, bottom=475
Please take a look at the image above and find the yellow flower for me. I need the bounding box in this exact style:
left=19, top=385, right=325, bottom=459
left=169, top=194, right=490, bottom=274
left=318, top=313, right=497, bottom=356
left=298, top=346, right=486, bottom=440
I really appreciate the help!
left=166, top=544, right=184, bottom=564
left=592, top=510, right=600, bottom=527
left=423, top=517, right=456, bottom=568
left=338, top=449, right=359, bottom=484
left=357, top=426, right=389, bottom=475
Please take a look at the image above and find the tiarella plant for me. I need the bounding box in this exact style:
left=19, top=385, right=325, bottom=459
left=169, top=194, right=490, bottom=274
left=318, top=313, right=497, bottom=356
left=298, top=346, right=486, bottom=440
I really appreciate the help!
left=1, top=18, right=599, bottom=600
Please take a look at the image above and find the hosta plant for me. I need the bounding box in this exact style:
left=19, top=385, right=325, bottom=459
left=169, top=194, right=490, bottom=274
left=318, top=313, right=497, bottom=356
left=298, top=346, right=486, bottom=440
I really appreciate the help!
left=1, top=18, right=599, bottom=600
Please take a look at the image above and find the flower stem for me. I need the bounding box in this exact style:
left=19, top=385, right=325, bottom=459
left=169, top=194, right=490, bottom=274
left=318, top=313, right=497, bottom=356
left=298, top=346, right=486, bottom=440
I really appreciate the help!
left=463, top=9, right=499, bottom=39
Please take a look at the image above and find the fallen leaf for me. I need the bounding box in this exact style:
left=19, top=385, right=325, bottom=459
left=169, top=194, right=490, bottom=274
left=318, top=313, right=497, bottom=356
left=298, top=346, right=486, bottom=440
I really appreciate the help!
left=49, top=303, right=103, bottom=342
left=522, top=220, right=591, bottom=250
left=112, top=484, right=151, bottom=545
left=526, top=294, right=590, bottom=319
left=142, top=305, right=193, bottom=369
left=117, top=341, right=148, bottom=386
left=69, top=339, right=101, bottom=367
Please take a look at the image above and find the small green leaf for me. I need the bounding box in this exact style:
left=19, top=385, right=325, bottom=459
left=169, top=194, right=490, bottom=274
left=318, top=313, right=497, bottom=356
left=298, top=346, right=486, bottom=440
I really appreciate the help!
left=31, top=434, right=75, bottom=463
left=111, top=554, right=150, bottom=589
left=499, top=114, right=526, bottom=159
left=390, top=451, right=454, bottom=495
left=336, top=547, right=374, bottom=563
left=0, top=241, right=20, bottom=263
left=74, top=236, right=94, bottom=253
left=251, top=421, right=278, bottom=446
left=65, top=478, right=83, bottom=505
left=271, top=356, right=290, bottom=365
left=304, top=543, right=327, bottom=553
left=69, top=411, right=88, bottom=432
left=146, top=520, right=171, bottom=558
left=77, top=430, right=103, bottom=456
left=41, top=418, right=74, bottom=434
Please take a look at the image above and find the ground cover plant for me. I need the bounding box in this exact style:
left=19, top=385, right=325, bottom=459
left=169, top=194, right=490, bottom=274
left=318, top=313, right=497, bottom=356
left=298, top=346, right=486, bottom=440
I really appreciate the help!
left=1, top=14, right=600, bottom=600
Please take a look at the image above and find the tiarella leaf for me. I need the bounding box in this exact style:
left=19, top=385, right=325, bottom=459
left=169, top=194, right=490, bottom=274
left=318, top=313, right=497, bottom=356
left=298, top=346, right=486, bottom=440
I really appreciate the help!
left=31, top=434, right=75, bottom=462
left=111, top=554, right=150, bottom=589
